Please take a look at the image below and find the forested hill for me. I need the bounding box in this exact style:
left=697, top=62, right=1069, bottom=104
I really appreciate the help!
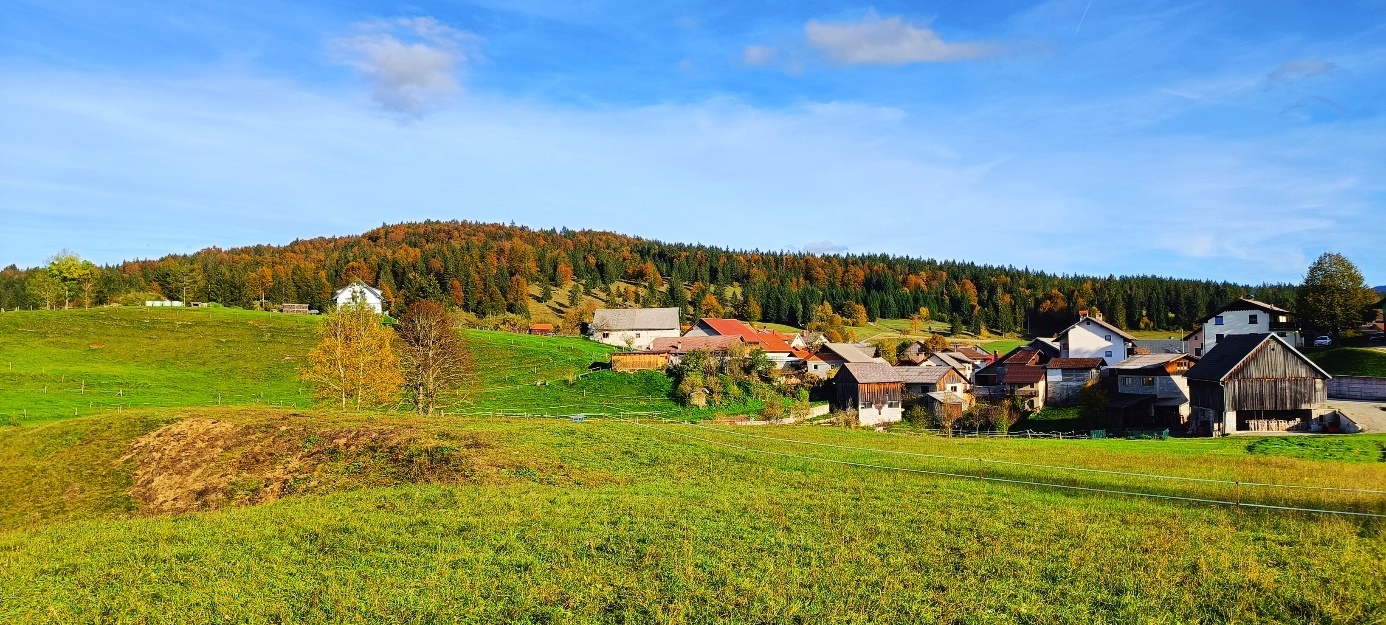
left=0, top=220, right=1294, bottom=335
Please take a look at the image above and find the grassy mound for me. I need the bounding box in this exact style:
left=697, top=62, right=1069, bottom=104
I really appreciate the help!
left=1309, top=347, right=1386, bottom=377
left=1247, top=436, right=1385, bottom=463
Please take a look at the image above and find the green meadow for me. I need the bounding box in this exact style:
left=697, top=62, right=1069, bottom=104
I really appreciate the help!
left=1, top=307, right=1385, bottom=622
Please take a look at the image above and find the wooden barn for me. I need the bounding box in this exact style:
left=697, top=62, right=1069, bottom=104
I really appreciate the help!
left=610, top=351, right=669, bottom=372
left=835, top=362, right=903, bottom=426
left=1186, top=333, right=1332, bottom=436
left=528, top=323, right=554, bottom=336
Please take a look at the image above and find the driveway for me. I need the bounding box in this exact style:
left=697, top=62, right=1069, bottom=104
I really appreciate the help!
left=1325, top=399, right=1386, bottom=433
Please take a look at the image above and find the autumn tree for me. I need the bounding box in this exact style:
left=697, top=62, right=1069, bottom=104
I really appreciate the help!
left=396, top=301, right=472, bottom=415
left=1295, top=252, right=1377, bottom=343
left=46, top=251, right=95, bottom=309
left=922, top=333, right=950, bottom=352
left=700, top=292, right=724, bottom=318
left=25, top=271, right=64, bottom=310
left=245, top=267, right=273, bottom=309
left=302, top=299, right=402, bottom=410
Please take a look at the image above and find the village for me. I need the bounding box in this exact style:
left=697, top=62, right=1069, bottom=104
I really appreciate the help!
left=580, top=295, right=1386, bottom=437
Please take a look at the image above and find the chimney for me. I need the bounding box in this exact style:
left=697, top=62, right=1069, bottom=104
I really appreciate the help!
left=1078, top=309, right=1089, bottom=318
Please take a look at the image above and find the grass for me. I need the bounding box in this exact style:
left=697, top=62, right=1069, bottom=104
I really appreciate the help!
left=2, top=408, right=1386, bottom=622
left=0, top=307, right=319, bottom=423
left=1248, top=436, right=1386, bottom=463
left=1308, top=347, right=1386, bottom=377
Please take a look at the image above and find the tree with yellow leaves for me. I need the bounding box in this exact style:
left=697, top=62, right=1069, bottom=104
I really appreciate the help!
left=302, top=299, right=402, bottom=410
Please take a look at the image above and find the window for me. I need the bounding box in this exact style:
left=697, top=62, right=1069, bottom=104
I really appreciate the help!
left=887, top=401, right=900, bottom=408
left=1248, top=314, right=1258, bottom=325
left=1104, top=334, right=1112, bottom=341
left=1215, top=334, right=1224, bottom=342
left=602, top=332, right=610, bottom=338
left=1278, top=315, right=1288, bottom=323
left=1194, top=347, right=1203, bottom=356
left=1215, top=316, right=1224, bottom=325
left=1122, top=376, right=1134, bottom=386
left=1278, top=332, right=1287, bottom=337
left=1105, top=350, right=1113, bottom=358
left=635, top=332, right=642, bottom=338
left=1142, top=377, right=1155, bottom=387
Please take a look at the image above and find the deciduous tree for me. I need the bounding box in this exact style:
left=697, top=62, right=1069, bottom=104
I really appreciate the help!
left=397, top=301, right=472, bottom=415
left=1295, top=252, right=1376, bottom=343
left=302, top=300, right=402, bottom=410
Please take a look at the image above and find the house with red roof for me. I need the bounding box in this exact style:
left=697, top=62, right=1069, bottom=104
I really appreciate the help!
left=683, top=317, right=804, bottom=369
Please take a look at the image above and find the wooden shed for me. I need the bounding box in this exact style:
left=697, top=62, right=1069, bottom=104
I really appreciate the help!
left=835, top=362, right=903, bottom=426
left=1186, top=333, right=1331, bottom=436
left=610, top=351, right=669, bottom=372
left=528, top=323, right=554, bottom=336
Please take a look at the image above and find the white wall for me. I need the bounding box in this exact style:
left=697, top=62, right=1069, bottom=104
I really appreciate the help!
left=335, top=285, right=382, bottom=313
left=856, top=402, right=902, bottom=426
left=1062, top=318, right=1128, bottom=366
left=1202, top=310, right=1302, bottom=353
left=594, top=328, right=681, bottom=351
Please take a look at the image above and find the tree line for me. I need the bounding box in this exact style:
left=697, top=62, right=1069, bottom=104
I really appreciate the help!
left=0, top=220, right=1304, bottom=335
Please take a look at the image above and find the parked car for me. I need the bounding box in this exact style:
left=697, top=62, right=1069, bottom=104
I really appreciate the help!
left=1369, top=333, right=1386, bottom=344
left=1313, top=335, right=1332, bottom=347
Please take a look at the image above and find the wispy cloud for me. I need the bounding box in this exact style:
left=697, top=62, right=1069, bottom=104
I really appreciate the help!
left=1268, top=58, right=1337, bottom=81
left=742, top=45, right=778, bottom=66
left=804, top=11, right=999, bottom=65
left=802, top=240, right=848, bottom=254
left=331, top=17, right=475, bottom=117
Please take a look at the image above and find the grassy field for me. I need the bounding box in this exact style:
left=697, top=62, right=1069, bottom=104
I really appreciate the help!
left=2, top=408, right=1385, bottom=622
left=1309, top=347, right=1386, bottom=377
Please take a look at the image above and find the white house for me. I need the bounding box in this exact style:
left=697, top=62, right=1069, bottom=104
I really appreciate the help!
left=334, top=280, right=384, bottom=313
left=1197, top=297, right=1302, bottom=356
left=1056, top=313, right=1136, bottom=367
left=590, top=307, right=681, bottom=350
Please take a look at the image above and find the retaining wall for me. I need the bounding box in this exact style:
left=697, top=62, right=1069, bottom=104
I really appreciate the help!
left=1327, top=376, right=1386, bottom=401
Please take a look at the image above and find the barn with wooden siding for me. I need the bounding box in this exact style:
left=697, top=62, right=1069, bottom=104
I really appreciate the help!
left=610, top=351, right=670, bottom=372
left=1186, top=333, right=1331, bottom=436
left=835, top=362, right=904, bottom=426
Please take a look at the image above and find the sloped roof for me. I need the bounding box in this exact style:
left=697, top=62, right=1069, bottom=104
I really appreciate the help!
left=335, top=279, right=383, bottom=300
left=894, top=366, right=960, bottom=384
left=841, top=362, right=903, bottom=384
left=1112, top=353, right=1193, bottom=371
left=529, top=323, right=553, bottom=331
left=926, top=390, right=966, bottom=405
left=1045, top=357, right=1105, bottom=370
left=1211, top=297, right=1291, bottom=316
left=650, top=335, right=744, bottom=354
left=931, top=351, right=967, bottom=370
left=820, top=342, right=878, bottom=363
left=1185, top=333, right=1330, bottom=382
left=1058, top=315, right=1137, bottom=342
left=951, top=345, right=994, bottom=360
left=1134, top=339, right=1189, bottom=354
left=1028, top=338, right=1062, bottom=358
left=592, top=307, right=680, bottom=331
left=1001, top=365, right=1046, bottom=385
left=1004, top=348, right=1043, bottom=365
left=695, top=318, right=761, bottom=341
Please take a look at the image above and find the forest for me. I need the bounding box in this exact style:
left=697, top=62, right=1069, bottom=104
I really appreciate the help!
left=0, top=220, right=1295, bottom=336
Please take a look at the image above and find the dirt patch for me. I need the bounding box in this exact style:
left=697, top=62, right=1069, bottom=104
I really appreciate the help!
left=121, top=417, right=590, bottom=516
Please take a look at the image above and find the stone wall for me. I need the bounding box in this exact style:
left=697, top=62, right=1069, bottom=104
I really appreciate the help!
left=1327, top=376, right=1386, bottom=401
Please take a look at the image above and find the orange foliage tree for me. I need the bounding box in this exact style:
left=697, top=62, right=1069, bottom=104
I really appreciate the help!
left=302, top=299, right=402, bottom=410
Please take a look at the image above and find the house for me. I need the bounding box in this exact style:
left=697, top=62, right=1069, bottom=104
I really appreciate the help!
left=682, top=318, right=803, bottom=368
left=1186, top=333, right=1332, bottom=436
left=590, top=307, right=681, bottom=350
left=805, top=342, right=888, bottom=378
left=834, top=362, right=904, bottom=426
left=1106, top=354, right=1198, bottom=429
left=1027, top=338, right=1062, bottom=360
left=528, top=323, right=554, bottom=336
left=896, top=366, right=968, bottom=402
left=649, top=335, right=746, bottom=366
left=898, top=348, right=978, bottom=383
left=1044, top=358, right=1104, bottom=406
left=1184, top=328, right=1204, bottom=358
left=973, top=347, right=1049, bottom=409
left=1198, top=297, right=1302, bottom=355
left=334, top=280, right=384, bottom=313
left=1056, top=312, right=1135, bottom=367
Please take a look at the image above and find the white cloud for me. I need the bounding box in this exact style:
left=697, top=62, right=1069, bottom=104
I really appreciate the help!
left=804, top=11, right=998, bottom=65
left=802, top=240, right=848, bottom=254
left=332, top=17, right=474, bottom=117
left=742, top=45, right=778, bottom=66
left=1268, top=59, right=1337, bottom=81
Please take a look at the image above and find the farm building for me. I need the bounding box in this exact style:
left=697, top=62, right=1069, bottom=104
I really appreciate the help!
left=1197, top=297, right=1302, bottom=355
left=1044, top=358, right=1103, bottom=406
left=895, top=366, right=968, bottom=401
left=528, top=323, right=554, bottom=336
left=681, top=317, right=804, bottom=369
left=925, top=391, right=969, bottom=424
left=1056, top=312, right=1135, bottom=366
left=1186, top=333, right=1331, bottom=436
left=1106, top=353, right=1197, bottom=429
left=974, top=347, right=1049, bottom=409
left=834, top=362, right=903, bottom=426
left=649, top=335, right=745, bottom=366
left=334, top=280, right=384, bottom=313
left=590, top=307, right=681, bottom=350
left=804, top=342, right=885, bottom=378
left=610, top=351, right=669, bottom=372
left=281, top=303, right=309, bottom=315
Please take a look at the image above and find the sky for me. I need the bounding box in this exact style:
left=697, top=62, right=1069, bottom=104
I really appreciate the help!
left=2, top=1, right=1384, bottom=285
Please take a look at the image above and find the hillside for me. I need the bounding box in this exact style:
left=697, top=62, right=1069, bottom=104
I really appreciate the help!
left=2, top=408, right=1385, bottom=621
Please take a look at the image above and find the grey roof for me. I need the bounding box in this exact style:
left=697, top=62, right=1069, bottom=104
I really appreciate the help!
left=894, top=366, right=959, bottom=384
left=1028, top=338, right=1062, bottom=358
left=1057, top=315, right=1137, bottom=342
left=931, top=350, right=967, bottom=370
left=1211, top=297, right=1291, bottom=317
left=926, top=390, right=966, bottom=405
left=1111, top=353, right=1191, bottom=371
left=591, top=307, right=680, bottom=331
left=1185, top=333, right=1330, bottom=382
left=1134, top=339, right=1189, bottom=354
left=821, top=342, right=878, bottom=363
left=840, top=361, right=903, bottom=384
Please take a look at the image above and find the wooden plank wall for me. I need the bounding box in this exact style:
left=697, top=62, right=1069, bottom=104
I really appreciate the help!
left=611, top=352, right=668, bottom=372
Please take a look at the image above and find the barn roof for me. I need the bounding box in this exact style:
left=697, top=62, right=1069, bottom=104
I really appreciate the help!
left=951, top=345, right=995, bottom=360
left=840, top=362, right=903, bottom=384
left=650, top=335, right=744, bottom=354
left=820, top=342, right=879, bottom=363
left=1045, top=357, right=1105, bottom=370
left=1185, top=333, right=1330, bottom=382
left=1003, top=348, right=1043, bottom=365
left=1001, top=365, right=1046, bottom=385
left=1111, top=353, right=1193, bottom=371
left=894, top=366, right=959, bottom=384
left=592, top=307, right=680, bottom=331
left=1134, top=339, right=1189, bottom=354
left=926, top=390, right=967, bottom=405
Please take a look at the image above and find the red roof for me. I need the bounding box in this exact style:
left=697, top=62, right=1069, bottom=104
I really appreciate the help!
left=529, top=323, right=554, bottom=331
left=693, top=318, right=794, bottom=352
left=1003, top=348, right=1042, bottom=365
left=650, top=335, right=745, bottom=354
left=1046, top=357, right=1104, bottom=370
left=1002, top=365, right=1046, bottom=385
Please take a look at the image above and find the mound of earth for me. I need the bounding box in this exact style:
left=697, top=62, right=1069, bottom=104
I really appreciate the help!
left=121, top=416, right=570, bottom=515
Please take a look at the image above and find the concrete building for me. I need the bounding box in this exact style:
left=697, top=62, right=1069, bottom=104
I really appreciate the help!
left=1197, top=297, right=1302, bottom=355
left=1055, top=313, right=1136, bottom=367
left=333, top=280, right=384, bottom=313
left=590, top=307, right=681, bottom=350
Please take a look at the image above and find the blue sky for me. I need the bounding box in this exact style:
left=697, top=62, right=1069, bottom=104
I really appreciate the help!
left=2, top=1, right=1383, bottom=285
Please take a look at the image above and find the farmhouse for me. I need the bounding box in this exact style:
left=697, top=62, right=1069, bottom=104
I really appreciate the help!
left=590, top=307, right=681, bottom=350
left=834, top=362, right=903, bottom=426
left=1044, top=358, right=1103, bottom=406
left=1056, top=312, right=1135, bottom=366
left=1186, top=333, right=1331, bottom=436
left=648, top=335, right=745, bottom=366
left=334, top=280, right=384, bottom=313
left=1197, top=297, right=1302, bottom=355
left=895, top=365, right=968, bottom=400
left=974, top=347, right=1049, bottom=409
left=682, top=317, right=803, bottom=368
left=1106, top=353, right=1197, bottom=429
left=804, top=342, right=885, bottom=378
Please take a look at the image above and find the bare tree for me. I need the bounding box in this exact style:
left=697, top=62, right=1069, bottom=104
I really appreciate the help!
left=397, top=301, right=472, bottom=415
